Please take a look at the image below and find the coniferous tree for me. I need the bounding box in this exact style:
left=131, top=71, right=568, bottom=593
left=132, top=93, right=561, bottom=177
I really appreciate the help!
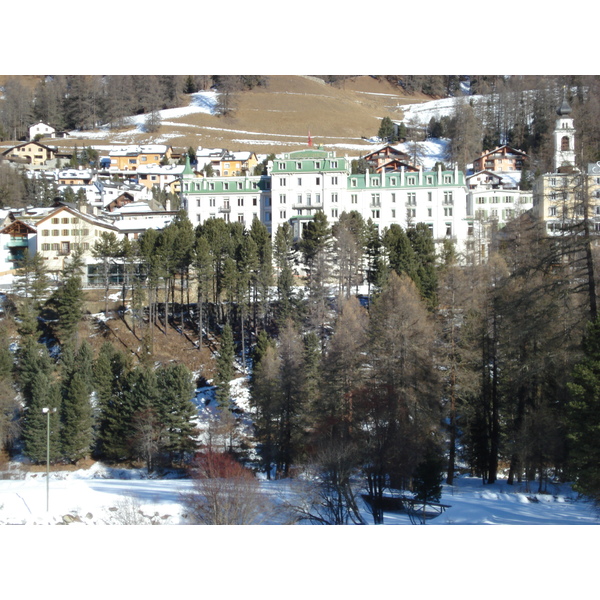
left=22, top=372, right=61, bottom=464
left=215, top=323, right=235, bottom=409
left=60, top=371, right=94, bottom=463
left=566, top=317, right=600, bottom=502
left=155, top=362, right=198, bottom=461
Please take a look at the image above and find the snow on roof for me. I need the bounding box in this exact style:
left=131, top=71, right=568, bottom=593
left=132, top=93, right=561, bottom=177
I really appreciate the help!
left=136, top=164, right=185, bottom=175
left=112, top=201, right=153, bottom=214
left=108, top=144, right=170, bottom=156
left=112, top=216, right=174, bottom=232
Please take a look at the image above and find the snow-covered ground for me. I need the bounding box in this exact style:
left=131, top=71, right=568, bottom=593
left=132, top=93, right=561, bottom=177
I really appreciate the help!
left=1, top=463, right=596, bottom=526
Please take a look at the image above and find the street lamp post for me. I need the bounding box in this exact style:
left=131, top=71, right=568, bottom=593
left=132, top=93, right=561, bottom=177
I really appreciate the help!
left=41, top=407, right=56, bottom=512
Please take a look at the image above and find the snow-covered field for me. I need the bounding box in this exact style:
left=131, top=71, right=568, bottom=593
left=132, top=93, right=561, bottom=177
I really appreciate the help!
left=1, top=462, right=596, bottom=526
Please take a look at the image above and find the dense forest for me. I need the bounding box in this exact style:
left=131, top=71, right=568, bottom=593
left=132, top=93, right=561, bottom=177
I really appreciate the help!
left=2, top=202, right=600, bottom=523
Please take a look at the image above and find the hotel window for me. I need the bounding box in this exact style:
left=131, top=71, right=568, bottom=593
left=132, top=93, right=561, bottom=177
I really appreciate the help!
left=71, top=218, right=79, bottom=224
left=332, top=193, right=338, bottom=203
left=209, top=198, right=216, bottom=207
left=315, top=162, right=321, bottom=169
left=62, top=218, right=69, bottom=224
left=238, top=214, right=244, bottom=223
left=237, top=197, right=244, bottom=206
left=407, top=192, right=416, bottom=205
left=332, top=176, right=338, bottom=185
left=315, top=193, right=321, bottom=204
left=224, top=183, right=229, bottom=190
left=351, top=194, right=358, bottom=204
left=278, top=162, right=285, bottom=169
left=391, top=209, right=396, bottom=218
left=444, top=207, right=453, bottom=217
left=407, top=208, right=416, bottom=218
left=331, top=161, right=338, bottom=168
left=372, top=210, right=380, bottom=219
left=298, top=178, right=302, bottom=186
left=408, top=177, right=416, bottom=185
left=297, top=194, right=303, bottom=204
left=280, top=210, right=286, bottom=219
left=280, top=178, right=287, bottom=186
left=351, top=179, right=357, bottom=187
left=316, top=177, right=321, bottom=185
left=280, top=194, right=286, bottom=204
left=297, top=162, right=302, bottom=169
left=82, top=229, right=89, bottom=236
left=42, top=229, right=49, bottom=236
left=196, top=199, right=201, bottom=207
left=391, top=177, right=397, bottom=186
left=428, top=208, right=432, bottom=217
left=331, top=209, right=338, bottom=218
left=41, top=243, right=50, bottom=251
left=52, top=229, right=59, bottom=236
left=253, top=197, right=258, bottom=206
left=391, top=193, right=396, bottom=203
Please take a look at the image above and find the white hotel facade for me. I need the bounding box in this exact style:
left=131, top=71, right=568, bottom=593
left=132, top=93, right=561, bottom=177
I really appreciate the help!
left=181, top=148, right=475, bottom=257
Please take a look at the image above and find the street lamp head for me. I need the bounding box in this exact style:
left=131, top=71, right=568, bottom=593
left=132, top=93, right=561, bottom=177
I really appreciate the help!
left=42, top=407, right=57, bottom=414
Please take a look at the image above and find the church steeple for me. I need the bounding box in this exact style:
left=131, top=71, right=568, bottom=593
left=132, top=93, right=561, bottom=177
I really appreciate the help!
left=553, top=87, right=576, bottom=172
left=557, top=87, right=573, bottom=116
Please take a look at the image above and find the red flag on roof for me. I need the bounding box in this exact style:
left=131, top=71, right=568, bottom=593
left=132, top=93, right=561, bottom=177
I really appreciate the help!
left=308, top=131, right=312, bottom=147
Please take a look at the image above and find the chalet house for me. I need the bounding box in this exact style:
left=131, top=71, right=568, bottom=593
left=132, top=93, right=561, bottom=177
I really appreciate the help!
left=2, top=141, right=56, bottom=166
left=362, top=145, right=412, bottom=170
left=466, top=171, right=505, bottom=190
left=472, top=145, right=527, bottom=173
left=108, top=144, right=172, bottom=171
left=29, top=121, right=55, bottom=140
left=0, top=220, right=37, bottom=272
left=374, top=158, right=419, bottom=174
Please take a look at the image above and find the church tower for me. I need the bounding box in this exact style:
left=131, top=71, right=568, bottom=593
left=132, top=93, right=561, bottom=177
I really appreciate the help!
left=553, top=89, right=576, bottom=172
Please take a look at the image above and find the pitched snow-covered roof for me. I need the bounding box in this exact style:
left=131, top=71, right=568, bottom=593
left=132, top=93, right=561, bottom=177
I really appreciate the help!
left=108, top=144, right=170, bottom=156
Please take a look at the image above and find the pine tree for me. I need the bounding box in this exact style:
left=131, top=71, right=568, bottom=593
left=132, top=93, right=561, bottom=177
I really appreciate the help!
left=60, top=371, right=94, bottom=463
left=566, top=317, right=600, bottom=502
left=215, top=323, right=235, bottom=409
left=22, top=372, right=61, bottom=464
left=156, top=363, right=198, bottom=461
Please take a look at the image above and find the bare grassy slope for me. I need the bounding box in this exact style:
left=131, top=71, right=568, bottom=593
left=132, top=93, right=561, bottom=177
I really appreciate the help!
left=0, top=75, right=430, bottom=155
left=164, top=75, right=427, bottom=153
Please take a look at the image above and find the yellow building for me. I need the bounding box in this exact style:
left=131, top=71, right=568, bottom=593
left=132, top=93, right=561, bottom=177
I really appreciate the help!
left=1, top=141, right=56, bottom=165
left=109, top=144, right=172, bottom=171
